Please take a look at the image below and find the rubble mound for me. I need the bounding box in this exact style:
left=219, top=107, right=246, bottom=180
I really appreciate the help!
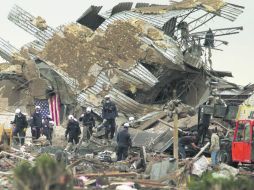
left=41, top=21, right=168, bottom=89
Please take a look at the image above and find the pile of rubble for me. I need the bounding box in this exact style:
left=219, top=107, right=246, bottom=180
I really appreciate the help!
left=0, top=0, right=253, bottom=189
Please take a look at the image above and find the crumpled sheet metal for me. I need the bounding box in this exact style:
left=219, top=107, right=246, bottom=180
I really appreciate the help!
left=127, top=62, right=159, bottom=87
left=140, top=36, right=184, bottom=67
left=132, top=1, right=243, bottom=22
left=131, top=128, right=173, bottom=152
left=99, top=10, right=186, bottom=31
left=133, top=0, right=225, bottom=14
left=81, top=72, right=151, bottom=114
left=0, top=37, right=19, bottom=62
left=43, top=60, right=151, bottom=115
left=8, top=5, right=56, bottom=44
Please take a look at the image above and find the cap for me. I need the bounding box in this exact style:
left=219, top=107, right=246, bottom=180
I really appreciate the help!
left=123, top=123, right=130, bottom=128
left=104, top=95, right=110, bottom=99
left=68, top=115, right=74, bottom=120
left=86, top=107, right=92, bottom=112
left=15, top=108, right=21, bottom=114
left=49, top=121, right=54, bottom=125
left=129, top=117, right=134, bottom=122
left=35, top=105, right=41, bottom=109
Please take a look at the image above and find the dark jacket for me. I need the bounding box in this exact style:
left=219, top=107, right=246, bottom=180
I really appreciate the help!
left=65, top=120, right=81, bottom=138
left=179, top=136, right=195, bottom=145
left=43, top=116, right=53, bottom=129
left=102, top=101, right=118, bottom=119
left=31, top=112, right=43, bottom=128
left=79, top=112, right=95, bottom=127
left=13, top=113, right=28, bottom=129
left=117, top=129, right=132, bottom=148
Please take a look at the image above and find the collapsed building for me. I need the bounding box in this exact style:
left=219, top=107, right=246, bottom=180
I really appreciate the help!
left=0, top=0, right=252, bottom=129
left=1, top=2, right=254, bottom=188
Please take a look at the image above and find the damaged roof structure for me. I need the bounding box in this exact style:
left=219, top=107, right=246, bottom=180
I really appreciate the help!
left=0, top=0, right=252, bottom=124
left=2, top=1, right=254, bottom=189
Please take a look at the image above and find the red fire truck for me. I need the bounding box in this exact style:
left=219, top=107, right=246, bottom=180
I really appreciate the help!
left=232, top=120, right=254, bottom=163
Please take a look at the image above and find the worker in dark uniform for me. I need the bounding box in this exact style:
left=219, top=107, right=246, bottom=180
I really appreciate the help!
left=65, top=115, right=81, bottom=145
left=31, top=106, right=43, bottom=141
left=117, top=123, right=132, bottom=161
left=79, top=107, right=95, bottom=141
left=102, top=95, right=118, bottom=139
left=198, top=96, right=213, bottom=144
left=12, top=108, right=28, bottom=145
left=42, top=115, right=54, bottom=145
left=178, top=135, right=200, bottom=159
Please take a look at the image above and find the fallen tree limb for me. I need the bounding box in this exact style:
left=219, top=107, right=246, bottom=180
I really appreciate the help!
left=66, top=157, right=108, bottom=170
left=0, top=151, right=32, bottom=162
left=11, top=147, right=35, bottom=158
left=0, top=171, right=13, bottom=175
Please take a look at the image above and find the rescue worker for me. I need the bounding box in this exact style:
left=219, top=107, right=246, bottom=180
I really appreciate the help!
left=178, top=135, right=200, bottom=159
left=197, top=96, right=213, bottom=144
left=79, top=107, right=95, bottom=141
left=128, top=117, right=135, bottom=128
left=42, top=115, right=54, bottom=145
left=209, top=127, right=220, bottom=167
left=65, top=115, right=81, bottom=145
left=12, top=108, right=28, bottom=145
left=31, top=106, right=43, bottom=140
left=116, top=123, right=132, bottom=161
left=102, top=95, right=118, bottom=139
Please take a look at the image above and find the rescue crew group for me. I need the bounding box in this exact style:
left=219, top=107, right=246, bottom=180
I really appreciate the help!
left=11, top=95, right=220, bottom=165
left=11, top=95, right=132, bottom=161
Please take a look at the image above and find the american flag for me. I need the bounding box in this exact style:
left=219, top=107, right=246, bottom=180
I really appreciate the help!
left=34, top=95, right=60, bottom=126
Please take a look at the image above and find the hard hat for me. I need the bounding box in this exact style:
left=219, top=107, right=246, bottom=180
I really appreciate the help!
left=47, top=115, right=52, bottom=119
left=129, top=117, right=134, bottom=121
left=104, top=95, right=110, bottom=99
left=86, top=107, right=92, bottom=112
left=123, top=123, right=130, bottom=128
left=49, top=121, right=54, bottom=125
left=15, top=108, right=21, bottom=114
left=68, top=115, right=74, bottom=120
left=35, top=105, right=41, bottom=109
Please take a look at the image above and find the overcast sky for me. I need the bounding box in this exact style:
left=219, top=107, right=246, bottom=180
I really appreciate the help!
left=0, top=0, right=253, bottom=85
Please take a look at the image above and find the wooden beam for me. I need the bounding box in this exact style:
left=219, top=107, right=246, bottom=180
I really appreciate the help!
left=75, top=172, right=138, bottom=178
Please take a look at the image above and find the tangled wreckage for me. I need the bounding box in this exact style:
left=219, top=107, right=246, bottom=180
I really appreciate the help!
left=0, top=0, right=250, bottom=119
left=1, top=0, right=254, bottom=189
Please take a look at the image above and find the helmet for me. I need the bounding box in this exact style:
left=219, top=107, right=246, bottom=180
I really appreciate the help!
left=47, top=115, right=52, bottom=119
left=129, top=117, right=134, bottom=122
left=104, top=95, right=110, bottom=99
left=86, top=107, right=92, bottom=113
left=68, top=115, right=74, bottom=120
left=15, top=108, right=21, bottom=114
left=49, top=121, right=54, bottom=125
left=35, top=105, right=41, bottom=109
left=123, top=123, right=130, bottom=128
